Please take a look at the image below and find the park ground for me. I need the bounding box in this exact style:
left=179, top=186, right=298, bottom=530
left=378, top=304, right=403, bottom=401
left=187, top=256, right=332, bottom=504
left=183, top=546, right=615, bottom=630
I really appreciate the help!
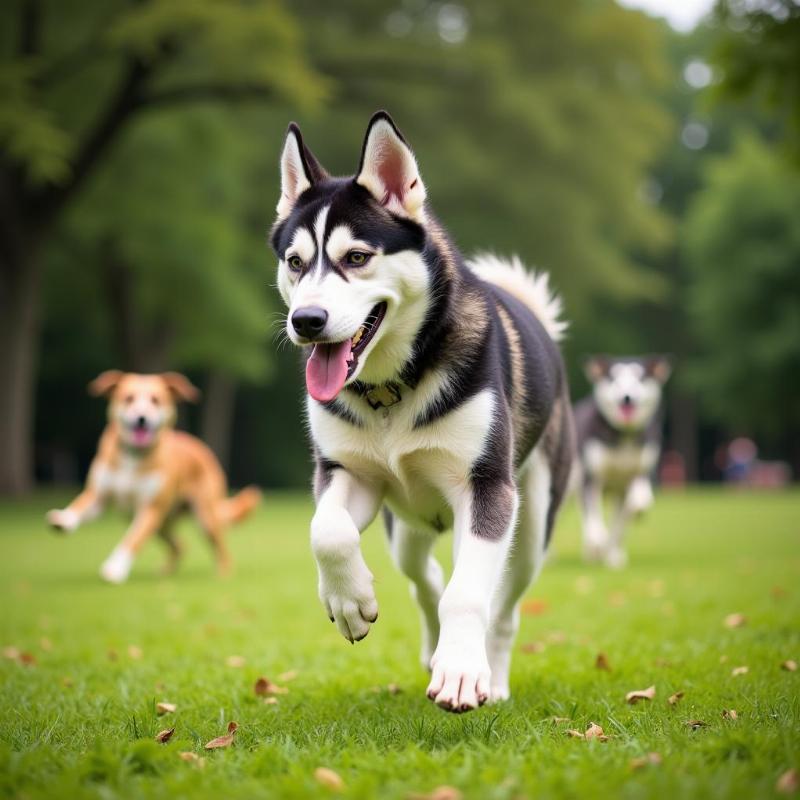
left=0, top=488, right=798, bottom=799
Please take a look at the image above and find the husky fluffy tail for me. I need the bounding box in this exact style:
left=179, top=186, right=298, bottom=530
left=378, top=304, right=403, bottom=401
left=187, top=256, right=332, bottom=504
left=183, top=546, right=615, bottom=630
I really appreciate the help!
left=219, top=486, right=262, bottom=526
left=466, top=253, right=567, bottom=342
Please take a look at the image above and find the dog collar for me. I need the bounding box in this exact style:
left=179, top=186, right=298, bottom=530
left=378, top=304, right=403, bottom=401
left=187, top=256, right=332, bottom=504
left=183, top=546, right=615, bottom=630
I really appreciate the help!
left=364, top=382, right=402, bottom=410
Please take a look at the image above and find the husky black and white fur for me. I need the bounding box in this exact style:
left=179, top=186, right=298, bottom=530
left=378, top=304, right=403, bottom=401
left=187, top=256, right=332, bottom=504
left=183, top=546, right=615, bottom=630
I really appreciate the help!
left=574, top=356, right=671, bottom=569
left=269, top=111, right=574, bottom=712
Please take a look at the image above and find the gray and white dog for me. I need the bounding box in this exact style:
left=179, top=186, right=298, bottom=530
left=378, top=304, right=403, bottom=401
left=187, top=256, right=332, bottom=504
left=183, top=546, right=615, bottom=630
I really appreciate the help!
left=573, top=356, right=671, bottom=568
left=269, top=111, right=574, bottom=711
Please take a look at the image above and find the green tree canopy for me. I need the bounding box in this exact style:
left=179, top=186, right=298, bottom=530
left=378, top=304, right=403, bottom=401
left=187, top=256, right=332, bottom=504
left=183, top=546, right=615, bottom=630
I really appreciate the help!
left=684, top=132, right=800, bottom=441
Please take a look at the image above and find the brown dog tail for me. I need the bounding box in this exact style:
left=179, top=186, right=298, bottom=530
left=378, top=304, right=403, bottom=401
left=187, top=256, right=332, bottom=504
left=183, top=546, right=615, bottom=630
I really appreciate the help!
left=219, top=486, right=262, bottom=526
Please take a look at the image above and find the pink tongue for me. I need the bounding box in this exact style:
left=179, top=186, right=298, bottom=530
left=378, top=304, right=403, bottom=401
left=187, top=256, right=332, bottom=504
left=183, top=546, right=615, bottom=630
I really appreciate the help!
left=306, top=341, right=352, bottom=403
left=132, top=427, right=152, bottom=446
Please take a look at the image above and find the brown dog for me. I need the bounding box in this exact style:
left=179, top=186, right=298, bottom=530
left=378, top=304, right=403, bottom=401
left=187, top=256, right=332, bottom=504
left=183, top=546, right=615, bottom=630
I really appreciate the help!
left=46, top=371, right=261, bottom=583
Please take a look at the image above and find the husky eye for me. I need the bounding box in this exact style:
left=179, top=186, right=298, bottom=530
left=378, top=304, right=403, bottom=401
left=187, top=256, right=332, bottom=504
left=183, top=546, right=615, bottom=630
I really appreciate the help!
left=344, top=250, right=371, bottom=267
left=287, top=255, right=304, bottom=272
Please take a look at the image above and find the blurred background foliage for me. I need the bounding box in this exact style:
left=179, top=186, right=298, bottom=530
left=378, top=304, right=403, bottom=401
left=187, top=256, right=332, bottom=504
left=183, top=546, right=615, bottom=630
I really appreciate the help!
left=0, top=0, right=798, bottom=494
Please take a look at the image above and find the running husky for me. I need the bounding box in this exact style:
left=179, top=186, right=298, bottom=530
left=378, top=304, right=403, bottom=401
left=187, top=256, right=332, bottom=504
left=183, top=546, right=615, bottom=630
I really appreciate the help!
left=269, top=111, right=574, bottom=712
left=574, top=356, right=671, bottom=568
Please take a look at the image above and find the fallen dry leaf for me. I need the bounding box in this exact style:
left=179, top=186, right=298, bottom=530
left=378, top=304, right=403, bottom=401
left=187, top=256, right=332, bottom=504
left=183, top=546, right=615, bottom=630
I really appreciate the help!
left=264, top=697, right=279, bottom=705
left=225, top=655, right=246, bottom=668
left=574, top=576, right=593, bottom=595
left=408, top=787, right=463, bottom=800
left=156, top=702, right=176, bottom=715
left=626, top=685, right=656, bottom=704
left=277, top=670, right=298, bottom=682
left=204, top=721, right=238, bottom=750
left=521, top=599, right=549, bottom=616
left=18, top=651, right=36, bottom=666
left=732, top=666, right=749, bottom=677
left=178, top=751, right=205, bottom=768
left=776, top=768, right=799, bottom=795
left=107, top=649, right=119, bottom=662
left=550, top=716, right=570, bottom=725
left=520, top=641, right=545, bottom=654
left=314, top=766, right=345, bottom=792
left=595, top=652, right=612, bottom=671
left=722, top=709, right=738, bottom=720
left=772, top=586, right=788, bottom=599
left=62, top=676, right=73, bottom=688
left=387, top=683, right=402, bottom=695
left=686, top=719, right=707, bottom=730
left=668, top=691, right=685, bottom=706
left=155, top=727, right=175, bottom=743
left=546, top=631, right=567, bottom=644
left=39, top=637, right=53, bottom=652
left=781, top=660, right=798, bottom=672
left=719, top=654, right=729, bottom=664
left=724, top=613, right=747, bottom=629
left=585, top=722, right=609, bottom=741
left=630, top=752, right=662, bottom=770
left=2, top=646, right=20, bottom=660
left=254, top=677, right=288, bottom=696
left=567, top=722, right=609, bottom=741
left=127, top=645, right=143, bottom=660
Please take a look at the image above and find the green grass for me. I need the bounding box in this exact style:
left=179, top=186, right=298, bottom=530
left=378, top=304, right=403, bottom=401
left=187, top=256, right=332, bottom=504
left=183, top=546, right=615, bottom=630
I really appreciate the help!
left=0, top=489, right=798, bottom=799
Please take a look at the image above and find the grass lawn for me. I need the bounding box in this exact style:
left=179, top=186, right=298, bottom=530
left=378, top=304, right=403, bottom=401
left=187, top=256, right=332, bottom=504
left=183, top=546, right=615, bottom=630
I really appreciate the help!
left=0, top=488, right=798, bottom=799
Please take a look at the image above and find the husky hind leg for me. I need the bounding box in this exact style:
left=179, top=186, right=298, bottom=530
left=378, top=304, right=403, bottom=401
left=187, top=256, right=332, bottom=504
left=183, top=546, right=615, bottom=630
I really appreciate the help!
left=386, top=512, right=445, bottom=670
left=485, top=446, right=550, bottom=702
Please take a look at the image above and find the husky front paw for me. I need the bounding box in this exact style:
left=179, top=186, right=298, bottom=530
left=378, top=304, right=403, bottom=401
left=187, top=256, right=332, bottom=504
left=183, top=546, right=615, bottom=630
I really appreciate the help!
left=318, top=558, right=378, bottom=643
left=604, top=547, right=628, bottom=570
left=426, top=644, right=491, bottom=713
left=46, top=509, right=79, bottom=533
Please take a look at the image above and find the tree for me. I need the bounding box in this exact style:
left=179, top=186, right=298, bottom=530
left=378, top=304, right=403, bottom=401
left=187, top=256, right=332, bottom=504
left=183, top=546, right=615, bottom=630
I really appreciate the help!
left=683, top=133, right=800, bottom=465
left=712, top=0, right=800, bottom=162
left=0, top=0, right=326, bottom=494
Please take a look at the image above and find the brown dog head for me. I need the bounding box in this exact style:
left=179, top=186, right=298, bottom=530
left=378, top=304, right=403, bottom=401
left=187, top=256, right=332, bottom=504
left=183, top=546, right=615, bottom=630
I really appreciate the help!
left=88, top=371, right=200, bottom=450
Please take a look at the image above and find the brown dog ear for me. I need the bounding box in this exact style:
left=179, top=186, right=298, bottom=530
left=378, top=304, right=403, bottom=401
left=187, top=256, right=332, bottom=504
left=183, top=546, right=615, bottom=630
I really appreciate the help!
left=583, top=356, right=609, bottom=384
left=645, top=355, right=672, bottom=383
left=161, top=372, right=201, bottom=403
left=88, top=370, right=124, bottom=397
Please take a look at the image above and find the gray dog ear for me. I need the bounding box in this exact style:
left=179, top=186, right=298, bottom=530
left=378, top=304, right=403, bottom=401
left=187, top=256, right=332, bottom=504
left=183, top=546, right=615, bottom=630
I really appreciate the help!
left=645, top=355, right=672, bottom=383
left=355, top=111, right=427, bottom=221
left=277, top=123, right=328, bottom=220
left=583, top=356, right=609, bottom=384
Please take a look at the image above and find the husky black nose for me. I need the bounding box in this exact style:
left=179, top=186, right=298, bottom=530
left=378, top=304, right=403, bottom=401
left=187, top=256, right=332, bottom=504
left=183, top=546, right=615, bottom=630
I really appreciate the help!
left=136, top=415, right=147, bottom=428
left=292, top=306, right=328, bottom=339
left=621, top=394, right=633, bottom=407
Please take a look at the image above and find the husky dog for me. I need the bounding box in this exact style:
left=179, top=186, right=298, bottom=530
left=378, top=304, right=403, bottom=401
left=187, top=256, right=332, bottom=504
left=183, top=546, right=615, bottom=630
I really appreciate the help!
left=574, top=356, right=671, bottom=568
left=269, top=111, right=574, bottom=712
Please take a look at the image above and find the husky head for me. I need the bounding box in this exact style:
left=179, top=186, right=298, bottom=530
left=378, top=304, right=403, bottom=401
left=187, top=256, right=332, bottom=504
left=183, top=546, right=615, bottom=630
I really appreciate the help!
left=269, top=111, right=432, bottom=403
left=584, top=356, right=671, bottom=432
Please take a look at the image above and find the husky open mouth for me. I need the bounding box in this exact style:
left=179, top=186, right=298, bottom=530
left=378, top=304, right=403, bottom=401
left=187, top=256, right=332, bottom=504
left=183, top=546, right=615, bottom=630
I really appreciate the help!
left=305, top=302, right=387, bottom=403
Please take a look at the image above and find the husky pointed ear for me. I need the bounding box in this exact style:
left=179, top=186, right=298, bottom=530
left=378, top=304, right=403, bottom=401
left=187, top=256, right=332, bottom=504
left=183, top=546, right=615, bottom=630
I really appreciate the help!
left=356, top=111, right=426, bottom=221
left=277, top=123, right=327, bottom=220
left=645, top=355, right=672, bottom=384
left=584, top=356, right=609, bottom=384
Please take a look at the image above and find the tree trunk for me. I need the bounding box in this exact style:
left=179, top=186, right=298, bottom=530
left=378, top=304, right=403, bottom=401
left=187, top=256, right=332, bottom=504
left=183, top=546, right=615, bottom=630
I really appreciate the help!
left=201, top=372, right=237, bottom=473
left=0, top=247, right=41, bottom=495
left=669, top=390, right=698, bottom=483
